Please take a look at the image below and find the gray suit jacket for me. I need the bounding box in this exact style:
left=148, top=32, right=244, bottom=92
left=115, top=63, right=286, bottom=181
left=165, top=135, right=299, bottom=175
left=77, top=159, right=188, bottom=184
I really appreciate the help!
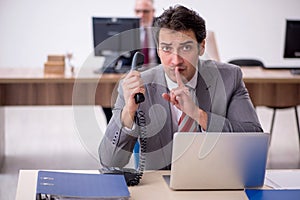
left=99, top=60, right=263, bottom=170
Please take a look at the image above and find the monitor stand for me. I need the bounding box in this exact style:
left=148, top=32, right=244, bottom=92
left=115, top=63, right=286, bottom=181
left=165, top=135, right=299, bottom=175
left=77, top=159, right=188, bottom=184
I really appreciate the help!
left=93, top=53, right=119, bottom=74
left=94, top=53, right=131, bottom=74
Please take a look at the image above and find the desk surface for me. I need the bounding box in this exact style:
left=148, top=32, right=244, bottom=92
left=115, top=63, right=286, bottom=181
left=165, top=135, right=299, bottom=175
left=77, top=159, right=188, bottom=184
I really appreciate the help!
left=15, top=170, right=249, bottom=200
left=0, top=66, right=299, bottom=83
left=0, top=67, right=124, bottom=83
left=16, top=169, right=300, bottom=200
left=0, top=67, right=300, bottom=83
left=241, top=66, right=300, bottom=83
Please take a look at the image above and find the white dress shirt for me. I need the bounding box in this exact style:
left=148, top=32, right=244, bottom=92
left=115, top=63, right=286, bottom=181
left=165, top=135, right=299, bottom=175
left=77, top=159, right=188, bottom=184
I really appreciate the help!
left=164, top=70, right=198, bottom=123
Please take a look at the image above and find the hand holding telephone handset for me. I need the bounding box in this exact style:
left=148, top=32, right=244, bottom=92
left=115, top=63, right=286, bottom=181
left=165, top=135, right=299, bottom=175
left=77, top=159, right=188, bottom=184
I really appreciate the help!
left=100, top=52, right=147, bottom=186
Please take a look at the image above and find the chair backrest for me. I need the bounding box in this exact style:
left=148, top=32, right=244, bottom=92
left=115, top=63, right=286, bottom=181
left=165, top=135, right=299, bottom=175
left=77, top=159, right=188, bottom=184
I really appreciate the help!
left=228, top=59, right=264, bottom=67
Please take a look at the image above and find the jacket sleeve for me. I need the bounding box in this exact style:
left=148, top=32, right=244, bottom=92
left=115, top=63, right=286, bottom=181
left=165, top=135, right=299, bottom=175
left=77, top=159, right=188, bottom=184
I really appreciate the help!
left=98, top=80, right=140, bottom=168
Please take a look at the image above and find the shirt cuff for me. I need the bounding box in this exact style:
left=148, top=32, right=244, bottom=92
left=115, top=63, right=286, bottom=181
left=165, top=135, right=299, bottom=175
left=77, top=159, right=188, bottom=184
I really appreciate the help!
left=123, top=123, right=136, bottom=131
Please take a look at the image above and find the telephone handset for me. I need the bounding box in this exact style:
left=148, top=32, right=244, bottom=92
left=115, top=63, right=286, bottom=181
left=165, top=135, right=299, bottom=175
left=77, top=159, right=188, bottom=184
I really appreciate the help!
left=131, top=52, right=145, bottom=104
left=100, top=52, right=147, bottom=186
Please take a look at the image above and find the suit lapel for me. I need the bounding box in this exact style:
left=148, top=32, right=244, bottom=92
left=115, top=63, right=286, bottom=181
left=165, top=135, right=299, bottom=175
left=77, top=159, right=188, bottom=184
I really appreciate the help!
left=196, top=60, right=215, bottom=112
left=197, top=60, right=227, bottom=115
left=146, top=67, right=176, bottom=135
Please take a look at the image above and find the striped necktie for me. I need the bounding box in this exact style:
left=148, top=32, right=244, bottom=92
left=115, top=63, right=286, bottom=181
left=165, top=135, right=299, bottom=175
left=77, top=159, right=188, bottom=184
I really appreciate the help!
left=177, top=87, right=200, bottom=132
left=178, top=112, right=199, bottom=132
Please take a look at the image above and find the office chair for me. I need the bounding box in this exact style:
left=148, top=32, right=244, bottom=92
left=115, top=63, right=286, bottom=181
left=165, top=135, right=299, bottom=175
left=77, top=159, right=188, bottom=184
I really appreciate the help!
left=228, top=59, right=264, bottom=67
left=228, top=59, right=300, bottom=140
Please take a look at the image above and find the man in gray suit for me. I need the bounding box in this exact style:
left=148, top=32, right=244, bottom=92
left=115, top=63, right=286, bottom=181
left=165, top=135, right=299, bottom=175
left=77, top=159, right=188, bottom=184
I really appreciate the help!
left=99, top=5, right=263, bottom=170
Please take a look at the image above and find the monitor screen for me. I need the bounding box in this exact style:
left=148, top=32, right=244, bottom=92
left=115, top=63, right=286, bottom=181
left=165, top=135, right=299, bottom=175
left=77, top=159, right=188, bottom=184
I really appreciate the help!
left=284, top=20, right=300, bottom=58
left=92, top=17, right=140, bottom=57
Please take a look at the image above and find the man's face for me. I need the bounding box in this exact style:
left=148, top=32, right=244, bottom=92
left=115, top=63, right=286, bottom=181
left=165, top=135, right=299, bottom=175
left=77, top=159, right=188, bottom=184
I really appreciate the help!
left=158, top=28, right=204, bottom=83
left=134, top=0, right=155, bottom=27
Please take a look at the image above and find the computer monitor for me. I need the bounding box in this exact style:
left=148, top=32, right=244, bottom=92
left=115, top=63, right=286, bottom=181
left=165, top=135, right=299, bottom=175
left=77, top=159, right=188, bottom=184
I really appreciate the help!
left=284, top=20, right=300, bottom=58
left=92, top=17, right=141, bottom=73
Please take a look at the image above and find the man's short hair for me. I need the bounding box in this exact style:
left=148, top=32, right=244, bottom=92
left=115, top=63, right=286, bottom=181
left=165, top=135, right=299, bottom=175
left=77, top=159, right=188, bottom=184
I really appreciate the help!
left=154, top=5, right=206, bottom=44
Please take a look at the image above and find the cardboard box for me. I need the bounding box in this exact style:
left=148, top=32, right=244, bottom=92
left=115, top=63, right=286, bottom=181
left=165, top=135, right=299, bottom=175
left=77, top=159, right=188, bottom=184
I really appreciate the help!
left=44, top=61, right=65, bottom=74
left=44, top=54, right=66, bottom=74
left=47, top=55, right=65, bottom=62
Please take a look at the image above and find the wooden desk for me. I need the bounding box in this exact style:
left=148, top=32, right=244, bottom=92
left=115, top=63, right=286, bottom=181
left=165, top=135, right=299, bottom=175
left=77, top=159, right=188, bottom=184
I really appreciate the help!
left=15, top=170, right=249, bottom=200
left=1, top=67, right=299, bottom=107
left=1, top=67, right=298, bottom=106
left=241, top=67, right=300, bottom=108
left=1, top=67, right=300, bottom=168
left=0, top=67, right=123, bottom=107
left=0, top=68, right=124, bottom=168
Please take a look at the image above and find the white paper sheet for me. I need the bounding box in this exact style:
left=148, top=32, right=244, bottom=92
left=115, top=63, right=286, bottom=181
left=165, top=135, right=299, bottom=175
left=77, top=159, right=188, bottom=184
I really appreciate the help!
left=265, top=170, right=300, bottom=189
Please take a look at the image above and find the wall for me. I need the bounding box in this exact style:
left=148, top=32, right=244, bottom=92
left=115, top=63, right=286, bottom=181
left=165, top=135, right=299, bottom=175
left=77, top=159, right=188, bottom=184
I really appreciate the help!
left=0, top=0, right=299, bottom=68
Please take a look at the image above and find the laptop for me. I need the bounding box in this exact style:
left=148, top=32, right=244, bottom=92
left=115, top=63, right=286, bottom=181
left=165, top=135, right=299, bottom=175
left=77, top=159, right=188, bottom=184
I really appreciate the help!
left=168, top=132, right=270, bottom=190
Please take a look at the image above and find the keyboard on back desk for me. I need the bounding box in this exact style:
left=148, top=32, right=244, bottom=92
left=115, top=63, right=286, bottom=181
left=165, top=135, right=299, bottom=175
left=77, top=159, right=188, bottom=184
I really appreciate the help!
left=263, top=66, right=300, bottom=75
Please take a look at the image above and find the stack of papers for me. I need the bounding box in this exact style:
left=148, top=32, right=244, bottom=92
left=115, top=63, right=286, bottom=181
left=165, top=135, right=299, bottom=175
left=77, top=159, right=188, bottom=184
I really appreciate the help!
left=264, top=170, right=300, bottom=189
left=36, top=171, right=130, bottom=200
